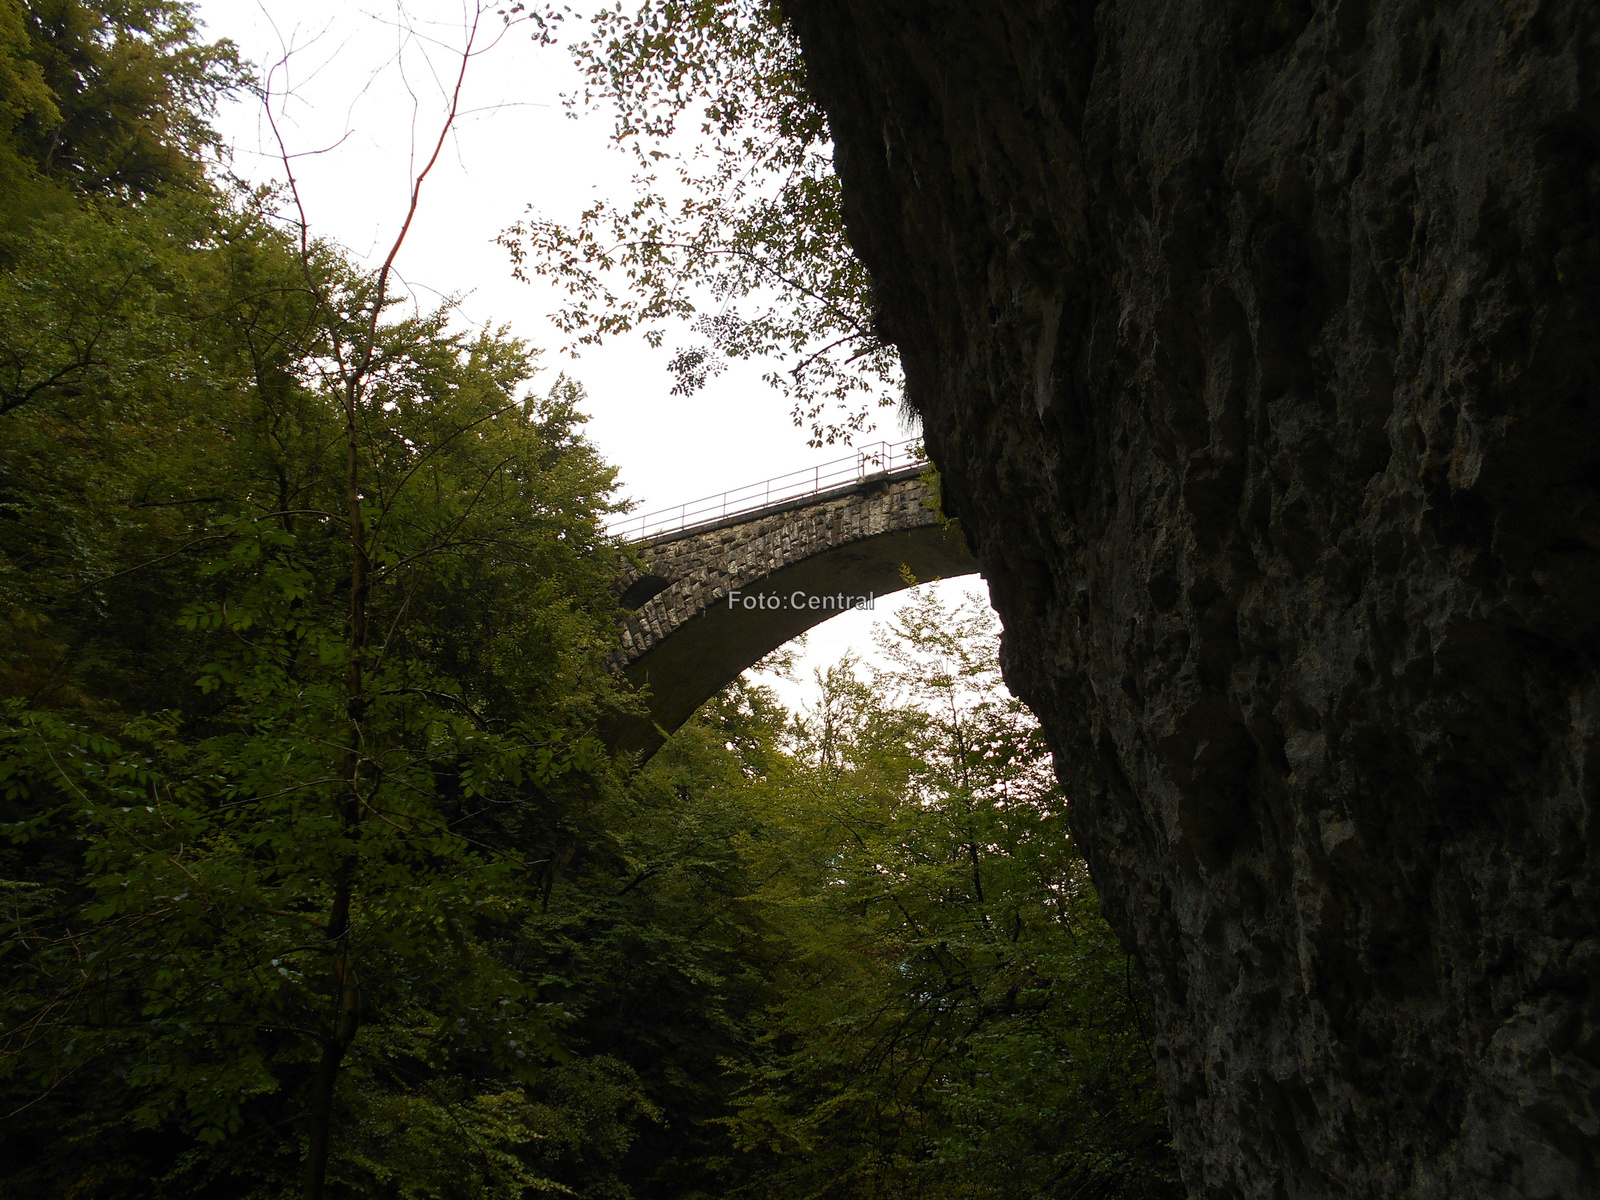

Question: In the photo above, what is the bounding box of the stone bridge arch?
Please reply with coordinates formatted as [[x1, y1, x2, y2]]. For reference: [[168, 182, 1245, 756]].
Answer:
[[611, 466, 978, 755]]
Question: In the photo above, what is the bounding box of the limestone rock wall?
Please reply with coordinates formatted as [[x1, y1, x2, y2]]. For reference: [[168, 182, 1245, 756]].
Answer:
[[783, 1, 1600, 1195]]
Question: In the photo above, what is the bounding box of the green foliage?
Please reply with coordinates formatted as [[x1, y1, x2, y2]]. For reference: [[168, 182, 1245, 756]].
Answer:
[[0, 19, 634, 1185], [709, 592, 1182, 1200], [11, 0, 240, 195], [0, 1, 56, 132], [0, 225, 633, 1194], [0, 8, 1176, 1196], [500, 0, 898, 445]]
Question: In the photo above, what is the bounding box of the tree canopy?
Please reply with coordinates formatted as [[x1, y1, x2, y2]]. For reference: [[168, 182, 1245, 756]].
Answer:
[[0, 4, 1177, 1196], [499, 0, 899, 445]]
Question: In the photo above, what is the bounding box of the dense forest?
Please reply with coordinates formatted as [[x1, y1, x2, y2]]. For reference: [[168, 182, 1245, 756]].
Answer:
[[0, 3, 1178, 1197]]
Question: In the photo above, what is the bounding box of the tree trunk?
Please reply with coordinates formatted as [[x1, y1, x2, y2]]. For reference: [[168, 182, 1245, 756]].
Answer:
[[302, 391, 371, 1200]]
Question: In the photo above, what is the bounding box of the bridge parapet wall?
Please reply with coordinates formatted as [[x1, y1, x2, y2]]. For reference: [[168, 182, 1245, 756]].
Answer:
[[609, 468, 978, 754], [617, 468, 942, 665]]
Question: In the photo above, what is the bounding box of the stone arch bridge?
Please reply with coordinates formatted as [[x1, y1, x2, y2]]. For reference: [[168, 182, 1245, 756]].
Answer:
[[610, 441, 978, 755]]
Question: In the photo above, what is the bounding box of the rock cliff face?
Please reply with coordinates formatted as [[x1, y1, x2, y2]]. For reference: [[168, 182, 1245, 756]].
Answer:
[[783, 1, 1600, 1195]]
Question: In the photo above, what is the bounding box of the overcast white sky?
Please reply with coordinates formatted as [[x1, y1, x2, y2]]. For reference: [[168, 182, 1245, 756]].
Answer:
[[195, 0, 983, 707]]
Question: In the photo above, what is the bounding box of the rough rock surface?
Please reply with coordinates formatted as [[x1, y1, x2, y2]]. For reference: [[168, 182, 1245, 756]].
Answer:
[[784, 1, 1600, 1195]]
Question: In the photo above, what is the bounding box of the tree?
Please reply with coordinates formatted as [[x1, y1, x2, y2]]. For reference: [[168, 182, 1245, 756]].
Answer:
[[715, 590, 1182, 1200], [499, 0, 899, 446], [1, 6, 639, 1196], [255, 7, 568, 1189], [2, 0, 239, 200], [0, 255, 631, 1199], [1, 9, 1175, 1196]]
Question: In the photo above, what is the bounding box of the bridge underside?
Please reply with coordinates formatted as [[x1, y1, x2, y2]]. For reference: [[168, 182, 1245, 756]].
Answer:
[[613, 520, 977, 757]]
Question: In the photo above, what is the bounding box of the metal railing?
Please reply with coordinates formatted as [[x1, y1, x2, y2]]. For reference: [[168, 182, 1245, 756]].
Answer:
[[611, 437, 927, 543]]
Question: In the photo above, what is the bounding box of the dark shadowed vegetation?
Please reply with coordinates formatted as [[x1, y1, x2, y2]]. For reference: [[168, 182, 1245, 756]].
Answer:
[[0, 3, 1177, 1196]]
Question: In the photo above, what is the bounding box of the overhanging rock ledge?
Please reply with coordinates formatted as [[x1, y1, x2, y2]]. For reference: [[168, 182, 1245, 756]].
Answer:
[[783, 2, 1600, 1196]]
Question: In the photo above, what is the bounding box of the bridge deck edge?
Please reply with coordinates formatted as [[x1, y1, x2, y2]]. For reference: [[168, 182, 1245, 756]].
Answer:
[[623, 463, 930, 548]]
